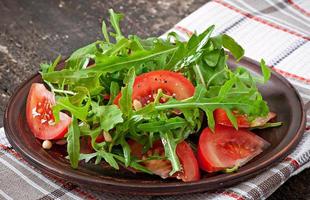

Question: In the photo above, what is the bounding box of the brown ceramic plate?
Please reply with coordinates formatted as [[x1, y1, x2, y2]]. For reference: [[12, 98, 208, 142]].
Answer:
[[4, 57, 307, 195]]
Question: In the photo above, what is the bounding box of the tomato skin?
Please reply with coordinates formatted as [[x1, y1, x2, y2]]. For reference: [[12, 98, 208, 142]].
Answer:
[[128, 140, 200, 182], [198, 125, 269, 173], [214, 108, 250, 128], [114, 70, 195, 106], [176, 141, 200, 182], [26, 83, 71, 140]]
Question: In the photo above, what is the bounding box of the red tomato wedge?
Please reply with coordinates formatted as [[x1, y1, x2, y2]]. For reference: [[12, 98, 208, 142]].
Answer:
[[176, 141, 200, 182], [214, 108, 276, 128], [114, 70, 195, 106], [214, 108, 250, 128], [128, 140, 200, 182], [26, 83, 71, 140], [197, 125, 269, 173]]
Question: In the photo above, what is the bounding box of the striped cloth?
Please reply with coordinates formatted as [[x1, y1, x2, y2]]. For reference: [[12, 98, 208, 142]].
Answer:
[[1, 0, 310, 199]]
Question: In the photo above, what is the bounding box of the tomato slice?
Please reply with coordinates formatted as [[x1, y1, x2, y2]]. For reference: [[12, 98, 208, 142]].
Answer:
[[197, 125, 269, 173], [26, 83, 71, 140], [214, 109, 250, 128], [176, 141, 200, 182], [129, 140, 200, 182], [114, 70, 195, 106], [214, 108, 276, 128]]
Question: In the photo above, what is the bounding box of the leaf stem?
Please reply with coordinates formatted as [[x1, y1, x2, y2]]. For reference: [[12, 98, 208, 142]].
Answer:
[[53, 89, 77, 95]]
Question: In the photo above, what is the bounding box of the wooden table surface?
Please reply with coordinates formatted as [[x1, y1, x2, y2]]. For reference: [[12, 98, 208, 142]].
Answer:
[[0, 0, 309, 199]]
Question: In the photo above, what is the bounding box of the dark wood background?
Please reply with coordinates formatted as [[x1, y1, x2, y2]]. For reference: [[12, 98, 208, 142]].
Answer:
[[0, 0, 309, 199]]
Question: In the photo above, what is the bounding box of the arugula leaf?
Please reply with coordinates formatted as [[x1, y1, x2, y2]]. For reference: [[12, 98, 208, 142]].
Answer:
[[79, 153, 97, 162], [160, 131, 181, 175], [94, 105, 124, 132], [204, 49, 220, 67], [40, 55, 61, 74], [120, 137, 131, 167], [260, 59, 271, 83], [43, 43, 177, 84], [66, 41, 100, 70], [108, 81, 120, 105], [113, 154, 153, 174], [109, 9, 124, 41], [93, 43, 177, 73], [97, 150, 119, 169], [69, 86, 89, 106], [67, 116, 80, 168], [119, 67, 135, 117], [175, 25, 215, 69], [155, 82, 269, 130], [101, 20, 110, 43], [53, 93, 91, 122], [72, 74, 104, 96], [222, 34, 244, 61], [137, 117, 188, 132]]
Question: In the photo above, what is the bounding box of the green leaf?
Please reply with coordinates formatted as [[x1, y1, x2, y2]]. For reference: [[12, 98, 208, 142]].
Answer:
[[119, 67, 135, 117], [180, 108, 202, 130], [67, 116, 80, 169], [223, 107, 238, 129], [40, 63, 51, 74], [72, 74, 104, 96], [109, 9, 124, 41], [53, 94, 90, 122], [195, 49, 228, 88], [40, 55, 61, 74], [120, 138, 131, 167], [176, 25, 215, 68], [260, 59, 271, 83], [66, 41, 100, 70], [222, 34, 244, 61], [95, 105, 124, 132], [160, 131, 181, 175], [43, 43, 177, 84], [93, 43, 177, 73], [51, 55, 62, 72], [108, 81, 120, 105], [137, 117, 188, 132], [97, 150, 119, 169], [104, 37, 131, 56], [79, 153, 97, 162], [204, 49, 220, 67], [69, 87, 89, 106], [113, 154, 152, 174], [101, 20, 110, 43]]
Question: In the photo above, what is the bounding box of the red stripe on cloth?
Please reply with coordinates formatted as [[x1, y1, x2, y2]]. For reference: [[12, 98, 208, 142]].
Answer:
[[271, 67, 310, 84], [222, 191, 245, 200], [0, 143, 97, 199], [213, 0, 310, 40], [285, 157, 300, 169], [0, 144, 22, 159], [0, 144, 8, 150], [175, 25, 194, 36], [287, 0, 310, 17]]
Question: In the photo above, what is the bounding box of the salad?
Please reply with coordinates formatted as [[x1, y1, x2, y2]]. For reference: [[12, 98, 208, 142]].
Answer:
[[26, 10, 282, 182]]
